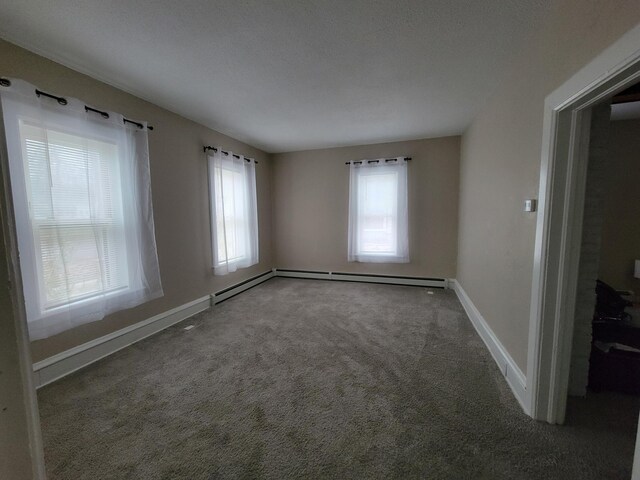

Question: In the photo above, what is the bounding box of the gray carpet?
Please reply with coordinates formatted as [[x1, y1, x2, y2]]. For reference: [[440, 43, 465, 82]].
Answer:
[[38, 278, 639, 479]]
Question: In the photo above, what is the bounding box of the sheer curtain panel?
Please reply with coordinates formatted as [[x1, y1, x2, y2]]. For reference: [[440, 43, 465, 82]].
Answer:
[[0, 79, 163, 340], [348, 158, 409, 263], [207, 149, 259, 275]]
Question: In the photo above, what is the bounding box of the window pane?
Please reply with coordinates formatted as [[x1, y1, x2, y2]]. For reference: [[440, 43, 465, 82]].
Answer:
[[23, 124, 119, 222], [208, 153, 258, 276], [38, 224, 127, 306], [358, 172, 398, 254], [21, 123, 128, 309], [214, 166, 248, 264]]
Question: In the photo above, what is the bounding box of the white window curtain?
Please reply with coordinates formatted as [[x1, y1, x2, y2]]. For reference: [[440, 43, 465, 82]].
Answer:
[[0, 79, 163, 340], [207, 149, 259, 275], [348, 158, 409, 263]]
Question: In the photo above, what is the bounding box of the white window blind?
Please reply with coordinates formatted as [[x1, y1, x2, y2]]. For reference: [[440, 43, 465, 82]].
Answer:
[[207, 149, 258, 275], [24, 124, 128, 308], [348, 158, 409, 263], [1, 79, 163, 340]]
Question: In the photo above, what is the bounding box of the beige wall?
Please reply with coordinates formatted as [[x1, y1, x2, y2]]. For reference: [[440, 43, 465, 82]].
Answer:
[[272, 137, 460, 278], [0, 39, 274, 362], [457, 0, 640, 372], [599, 119, 640, 293], [3, 0, 640, 388]]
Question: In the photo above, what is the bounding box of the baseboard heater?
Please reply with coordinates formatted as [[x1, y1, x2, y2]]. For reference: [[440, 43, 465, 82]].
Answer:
[[33, 270, 276, 388], [212, 270, 275, 304], [274, 269, 447, 288]]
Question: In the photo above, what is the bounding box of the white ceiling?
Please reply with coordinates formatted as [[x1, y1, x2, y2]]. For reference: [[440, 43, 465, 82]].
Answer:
[[0, 1, 549, 153]]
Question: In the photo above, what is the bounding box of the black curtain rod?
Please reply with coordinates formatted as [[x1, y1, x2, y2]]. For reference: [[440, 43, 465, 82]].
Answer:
[[85, 105, 109, 119], [203, 145, 258, 164], [35, 87, 155, 130], [0, 79, 154, 130], [345, 157, 411, 165], [36, 88, 68, 105], [83, 106, 148, 131]]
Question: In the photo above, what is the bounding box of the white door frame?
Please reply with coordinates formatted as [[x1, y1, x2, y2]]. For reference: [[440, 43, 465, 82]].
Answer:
[[0, 94, 46, 478], [527, 23, 640, 427]]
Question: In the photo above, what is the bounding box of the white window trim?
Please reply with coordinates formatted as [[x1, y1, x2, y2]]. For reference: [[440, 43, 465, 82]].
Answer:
[[348, 158, 409, 264], [207, 149, 259, 276], [11, 122, 139, 321]]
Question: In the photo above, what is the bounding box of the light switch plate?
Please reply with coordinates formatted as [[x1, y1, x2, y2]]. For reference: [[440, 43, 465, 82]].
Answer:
[[524, 199, 537, 212]]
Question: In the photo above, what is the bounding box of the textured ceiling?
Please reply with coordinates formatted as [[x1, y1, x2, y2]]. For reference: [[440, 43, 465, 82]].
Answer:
[[0, 0, 548, 153]]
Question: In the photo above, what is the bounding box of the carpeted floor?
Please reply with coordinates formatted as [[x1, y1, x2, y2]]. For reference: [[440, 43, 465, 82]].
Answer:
[[38, 278, 639, 479]]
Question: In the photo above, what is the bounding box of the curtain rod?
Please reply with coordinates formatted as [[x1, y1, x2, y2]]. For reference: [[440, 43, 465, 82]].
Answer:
[[0, 78, 154, 130], [345, 157, 412, 165], [203, 145, 258, 164]]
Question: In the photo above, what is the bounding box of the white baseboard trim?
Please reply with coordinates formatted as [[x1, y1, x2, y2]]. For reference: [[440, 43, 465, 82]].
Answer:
[[213, 270, 275, 304], [33, 295, 212, 389], [30, 269, 458, 389], [274, 269, 447, 288], [451, 279, 529, 414], [33, 270, 277, 388]]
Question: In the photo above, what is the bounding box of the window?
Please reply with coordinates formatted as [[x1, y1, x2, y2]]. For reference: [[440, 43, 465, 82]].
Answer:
[[207, 149, 258, 275], [348, 158, 409, 263], [1, 79, 163, 340], [22, 124, 128, 308]]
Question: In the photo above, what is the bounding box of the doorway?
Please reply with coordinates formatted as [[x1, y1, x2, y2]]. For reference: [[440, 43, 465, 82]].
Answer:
[[561, 91, 640, 474], [527, 23, 640, 480]]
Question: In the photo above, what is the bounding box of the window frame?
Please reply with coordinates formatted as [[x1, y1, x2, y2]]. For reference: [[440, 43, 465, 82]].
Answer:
[[348, 159, 409, 263], [4, 106, 140, 324], [207, 150, 259, 276], [21, 122, 131, 314], [212, 162, 249, 268]]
